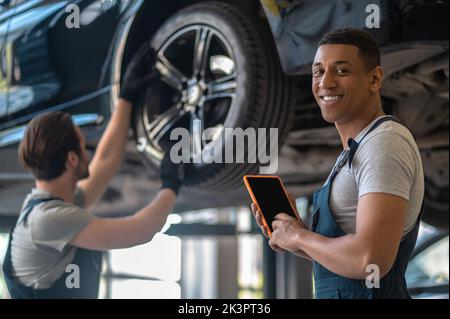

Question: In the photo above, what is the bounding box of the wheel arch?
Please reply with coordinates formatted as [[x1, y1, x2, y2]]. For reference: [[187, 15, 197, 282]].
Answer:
[[118, 0, 266, 86]]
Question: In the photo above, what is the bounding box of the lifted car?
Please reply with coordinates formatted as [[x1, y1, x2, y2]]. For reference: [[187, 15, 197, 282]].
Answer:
[[0, 0, 448, 229]]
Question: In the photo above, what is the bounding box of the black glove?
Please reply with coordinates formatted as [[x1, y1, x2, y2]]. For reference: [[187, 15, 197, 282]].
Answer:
[[119, 42, 157, 105], [160, 150, 185, 195]]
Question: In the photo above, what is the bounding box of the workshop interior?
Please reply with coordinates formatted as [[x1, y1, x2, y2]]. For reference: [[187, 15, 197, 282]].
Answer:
[[0, 0, 448, 300]]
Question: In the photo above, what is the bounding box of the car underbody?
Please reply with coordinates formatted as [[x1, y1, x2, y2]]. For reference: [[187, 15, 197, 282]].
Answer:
[[0, 0, 448, 231]]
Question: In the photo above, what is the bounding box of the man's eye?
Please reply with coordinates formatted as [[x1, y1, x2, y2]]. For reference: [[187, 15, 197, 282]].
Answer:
[[336, 69, 349, 75], [313, 69, 323, 77]]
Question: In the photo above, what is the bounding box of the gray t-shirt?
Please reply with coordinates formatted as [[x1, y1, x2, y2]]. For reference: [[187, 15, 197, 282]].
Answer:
[[328, 116, 424, 237], [11, 188, 94, 289]]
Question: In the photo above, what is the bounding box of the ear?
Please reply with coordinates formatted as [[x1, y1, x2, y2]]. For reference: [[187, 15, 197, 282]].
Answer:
[[369, 66, 384, 93], [66, 150, 79, 169]]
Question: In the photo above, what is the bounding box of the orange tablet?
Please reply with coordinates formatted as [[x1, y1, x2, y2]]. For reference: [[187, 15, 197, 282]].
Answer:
[[243, 175, 300, 237]]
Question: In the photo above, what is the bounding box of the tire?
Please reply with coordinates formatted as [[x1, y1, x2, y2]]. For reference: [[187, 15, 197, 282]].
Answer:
[[133, 2, 298, 190]]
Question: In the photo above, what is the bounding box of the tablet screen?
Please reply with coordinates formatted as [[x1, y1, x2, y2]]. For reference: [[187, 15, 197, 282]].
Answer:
[[246, 177, 297, 232]]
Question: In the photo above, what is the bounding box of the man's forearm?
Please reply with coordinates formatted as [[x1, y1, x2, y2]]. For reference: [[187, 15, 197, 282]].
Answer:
[[94, 98, 132, 168], [292, 249, 313, 261], [295, 229, 370, 279], [78, 99, 133, 207], [107, 189, 176, 248], [133, 189, 177, 243], [70, 189, 177, 250]]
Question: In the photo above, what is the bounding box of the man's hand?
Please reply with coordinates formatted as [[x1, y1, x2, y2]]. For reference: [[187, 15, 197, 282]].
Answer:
[[250, 201, 285, 252], [270, 213, 308, 252], [119, 42, 157, 105], [251, 203, 284, 252], [160, 150, 185, 195], [270, 193, 308, 252], [251, 194, 310, 258]]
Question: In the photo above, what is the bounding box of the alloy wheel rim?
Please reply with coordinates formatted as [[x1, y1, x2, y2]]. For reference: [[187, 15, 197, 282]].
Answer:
[[139, 25, 238, 165]]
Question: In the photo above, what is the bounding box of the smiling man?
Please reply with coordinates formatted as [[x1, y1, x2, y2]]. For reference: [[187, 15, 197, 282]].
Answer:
[[251, 28, 425, 299]]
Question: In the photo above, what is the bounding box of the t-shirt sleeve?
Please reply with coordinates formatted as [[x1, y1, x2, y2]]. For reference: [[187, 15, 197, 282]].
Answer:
[[353, 131, 417, 201], [74, 187, 86, 208], [31, 202, 94, 252]]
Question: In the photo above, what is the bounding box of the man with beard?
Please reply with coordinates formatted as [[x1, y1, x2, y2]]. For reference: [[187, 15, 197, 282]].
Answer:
[[2, 44, 183, 299]]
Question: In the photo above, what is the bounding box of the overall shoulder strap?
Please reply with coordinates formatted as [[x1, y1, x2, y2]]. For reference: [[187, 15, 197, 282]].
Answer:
[[17, 197, 62, 226], [347, 116, 402, 169]]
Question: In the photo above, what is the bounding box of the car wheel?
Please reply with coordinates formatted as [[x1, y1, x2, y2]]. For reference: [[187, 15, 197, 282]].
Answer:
[[133, 2, 299, 190]]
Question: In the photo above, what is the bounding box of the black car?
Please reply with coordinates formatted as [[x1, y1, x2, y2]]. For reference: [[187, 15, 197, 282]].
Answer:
[[0, 0, 448, 229]]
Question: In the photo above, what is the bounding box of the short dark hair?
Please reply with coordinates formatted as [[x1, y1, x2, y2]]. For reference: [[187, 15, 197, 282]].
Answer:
[[18, 112, 81, 181], [318, 28, 381, 71]]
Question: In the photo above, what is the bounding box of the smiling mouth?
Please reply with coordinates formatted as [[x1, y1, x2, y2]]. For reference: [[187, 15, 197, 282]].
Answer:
[[320, 95, 344, 102]]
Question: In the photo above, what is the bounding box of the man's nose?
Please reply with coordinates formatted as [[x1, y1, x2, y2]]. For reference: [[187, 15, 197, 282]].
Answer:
[[320, 70, 337, 89]]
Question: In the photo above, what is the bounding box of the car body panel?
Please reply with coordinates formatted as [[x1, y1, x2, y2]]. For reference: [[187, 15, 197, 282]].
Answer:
[[260, 0, 449, 75], [0, 0, 135, 130]]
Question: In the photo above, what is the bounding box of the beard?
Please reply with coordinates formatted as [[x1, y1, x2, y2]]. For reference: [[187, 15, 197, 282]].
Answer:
[[75, 160, 90, 181]]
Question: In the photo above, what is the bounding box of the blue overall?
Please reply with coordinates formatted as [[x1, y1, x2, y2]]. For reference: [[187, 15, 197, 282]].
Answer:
[[2, 197, 103, 299], [311, 116, 423, 299]]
